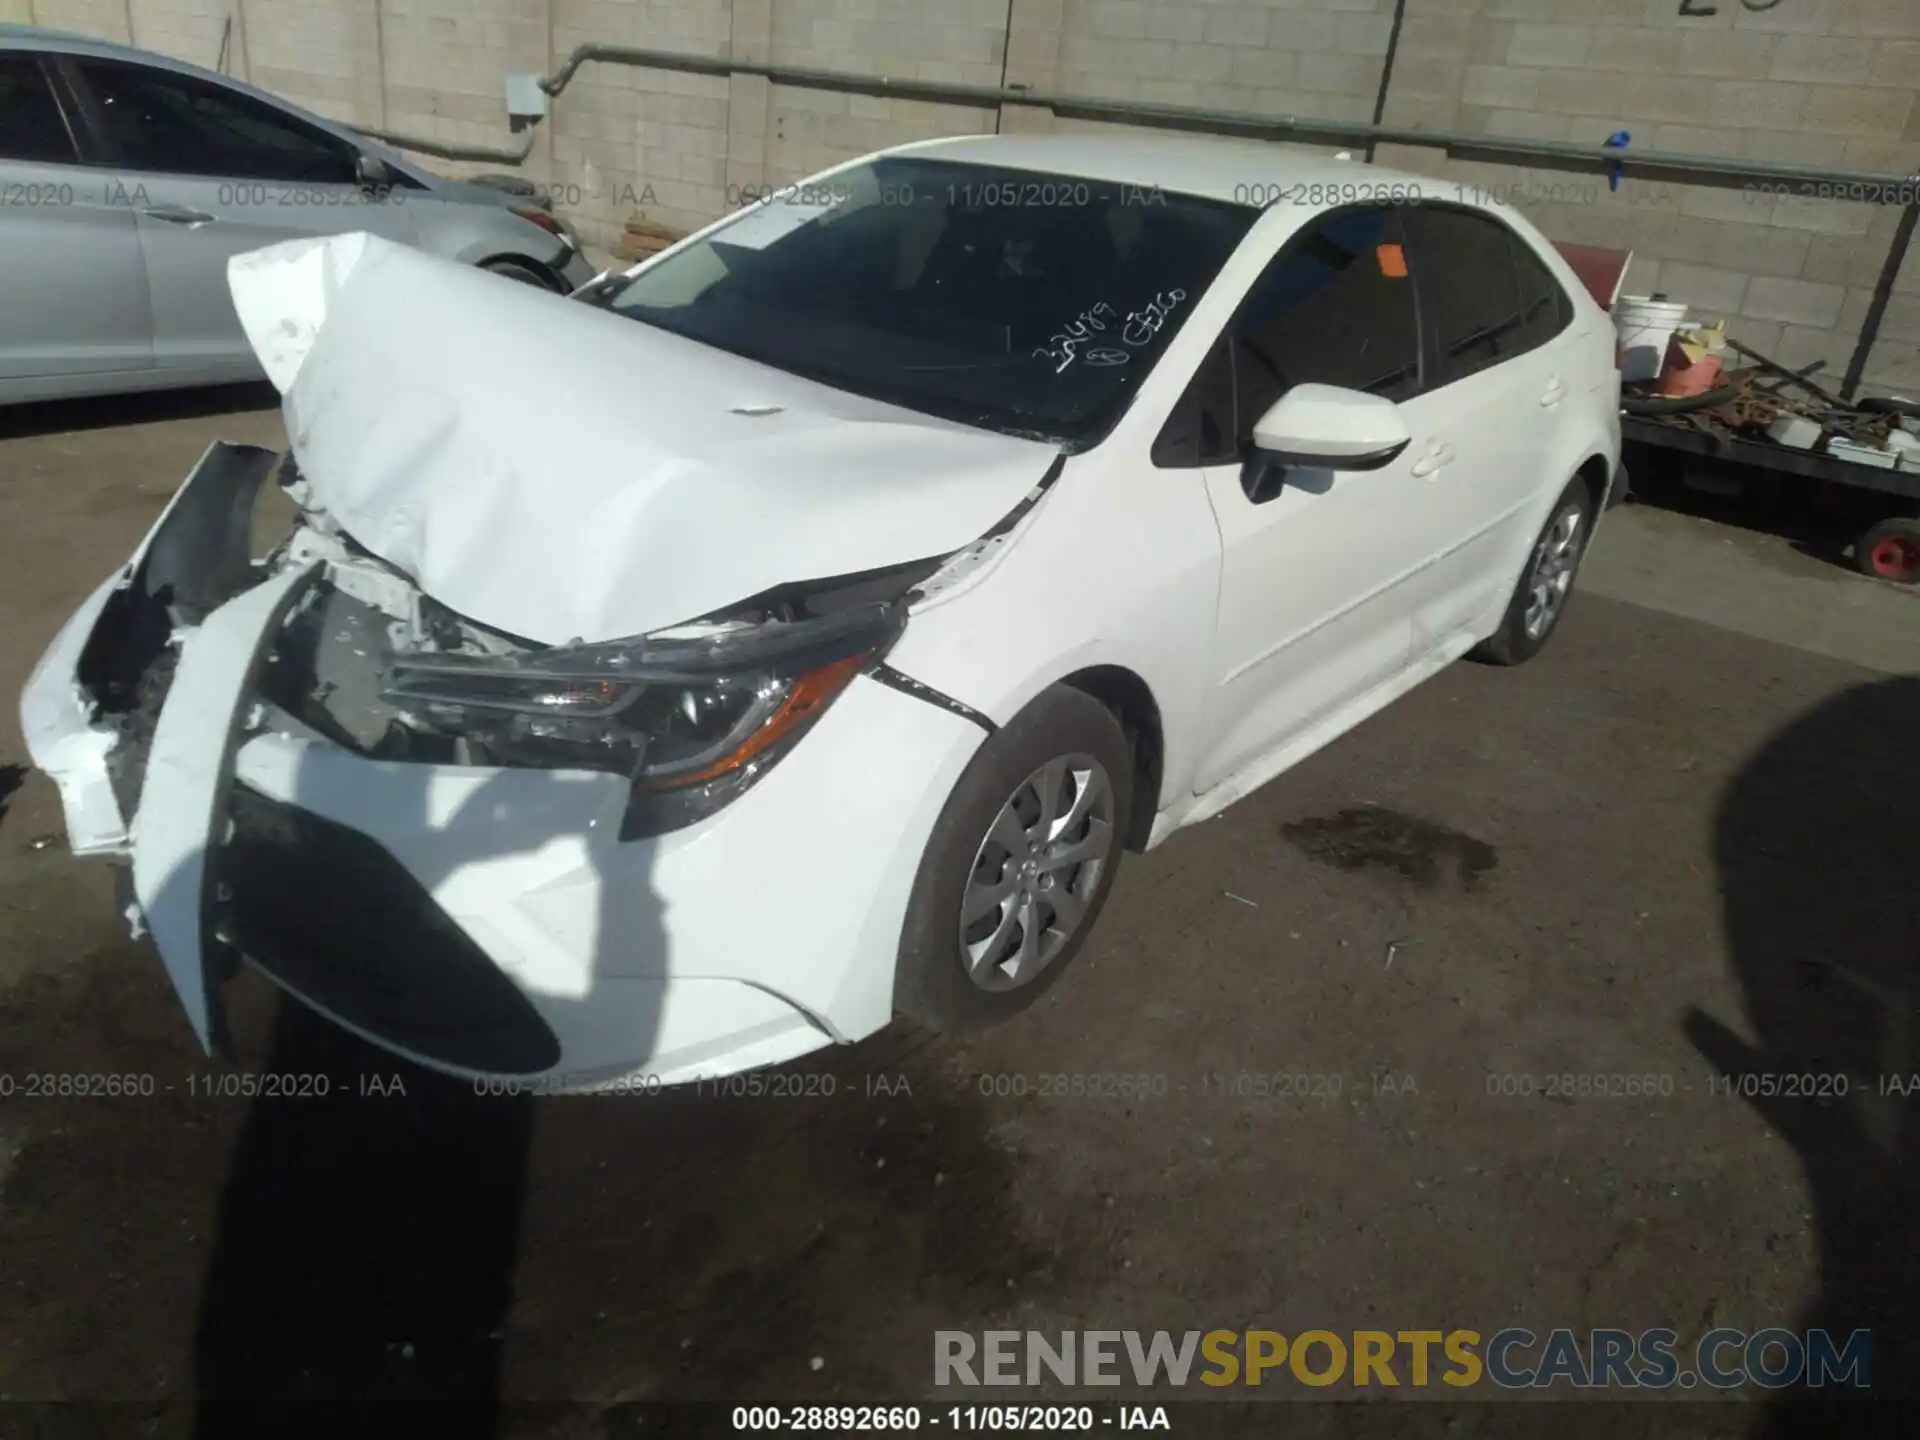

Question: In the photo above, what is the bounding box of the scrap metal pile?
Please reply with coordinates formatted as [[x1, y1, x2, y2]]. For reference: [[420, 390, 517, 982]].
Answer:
[[1621, 328, 1920, 473]]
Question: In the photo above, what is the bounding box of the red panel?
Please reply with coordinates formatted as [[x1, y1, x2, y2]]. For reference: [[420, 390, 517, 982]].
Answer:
[[1552, 242, 1634, 312]]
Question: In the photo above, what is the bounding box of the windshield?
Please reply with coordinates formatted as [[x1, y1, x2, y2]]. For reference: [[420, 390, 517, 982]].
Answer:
[[598, 157, 1258, 447]]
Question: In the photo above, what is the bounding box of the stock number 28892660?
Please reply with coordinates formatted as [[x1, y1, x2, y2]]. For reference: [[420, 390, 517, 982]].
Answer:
[[976, 1072, 1169, 1099]]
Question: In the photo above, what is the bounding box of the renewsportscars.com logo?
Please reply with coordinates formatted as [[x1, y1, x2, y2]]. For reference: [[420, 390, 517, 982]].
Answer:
[[933, 1328, 1872, 1390]]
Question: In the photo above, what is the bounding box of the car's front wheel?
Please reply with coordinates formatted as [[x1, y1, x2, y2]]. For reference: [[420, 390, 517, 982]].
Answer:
[[895, 685, 1132, 1030], [1473, 477, 1593, 666]]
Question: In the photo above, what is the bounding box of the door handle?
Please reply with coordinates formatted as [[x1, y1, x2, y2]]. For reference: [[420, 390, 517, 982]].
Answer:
[[144, 204, 216, 227], [1410, 443, 1454, 479], [1540, 376, 1568, 407]]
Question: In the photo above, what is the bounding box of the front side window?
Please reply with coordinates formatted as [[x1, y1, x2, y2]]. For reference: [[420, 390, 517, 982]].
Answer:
[[1403, 206, 1528, 386], [1230, 205, 1422, 433], [599, 158, 1258, 448], [0, 53, 79, 165], [71, 58, 357, 183], [1153, 206, 1422, 469]]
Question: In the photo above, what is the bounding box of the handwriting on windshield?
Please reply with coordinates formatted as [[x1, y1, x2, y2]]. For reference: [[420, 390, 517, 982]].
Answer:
[[1031, 302, 1118, 373], [1122, 288, 1186, 347], [1032, 289, 1186, 373]]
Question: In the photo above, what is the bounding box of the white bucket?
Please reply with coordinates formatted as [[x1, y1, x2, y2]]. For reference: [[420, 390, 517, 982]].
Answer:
[[1615, 296, 1690, 382]]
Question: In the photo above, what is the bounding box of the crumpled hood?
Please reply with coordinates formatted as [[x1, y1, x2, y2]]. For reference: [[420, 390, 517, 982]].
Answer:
[[227, 233, 1059, 645]]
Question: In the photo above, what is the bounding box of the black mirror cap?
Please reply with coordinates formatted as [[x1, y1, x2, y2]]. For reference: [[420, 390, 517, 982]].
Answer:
[[1253, 436, 1411, 473]]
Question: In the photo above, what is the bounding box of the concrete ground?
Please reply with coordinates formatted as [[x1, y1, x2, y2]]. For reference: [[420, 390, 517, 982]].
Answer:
[[0, 388, 1916, 1436]]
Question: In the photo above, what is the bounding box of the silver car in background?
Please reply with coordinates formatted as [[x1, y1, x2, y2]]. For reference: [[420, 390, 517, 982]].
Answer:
[[0, 24, 598, 405]]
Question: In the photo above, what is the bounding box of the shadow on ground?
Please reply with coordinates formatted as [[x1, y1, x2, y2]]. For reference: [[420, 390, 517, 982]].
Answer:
[[0, 763, 25, 835], [1623, 441, 1897, 581], [1689, 678, 1919, 1428]]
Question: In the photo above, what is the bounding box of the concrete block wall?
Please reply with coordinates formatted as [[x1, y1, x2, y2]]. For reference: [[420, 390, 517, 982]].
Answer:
[[1371, 0, 1920, 399], [1049, 0, 1397, 121], [11, 0, 1920, 392]]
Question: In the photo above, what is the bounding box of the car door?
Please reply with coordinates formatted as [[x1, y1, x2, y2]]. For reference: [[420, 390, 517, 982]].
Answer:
[[55, 54, 419, 375], [1162, 205, 1440, 798], [0, 50, 152, 392], [1395, 204, 1559, 659]]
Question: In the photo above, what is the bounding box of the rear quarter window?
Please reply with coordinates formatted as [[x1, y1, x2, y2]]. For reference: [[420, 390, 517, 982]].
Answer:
[[1512, 233, 1576, 352]]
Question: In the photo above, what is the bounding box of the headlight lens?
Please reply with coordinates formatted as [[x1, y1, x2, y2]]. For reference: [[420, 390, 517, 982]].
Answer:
[[379, 601, 903, 837]]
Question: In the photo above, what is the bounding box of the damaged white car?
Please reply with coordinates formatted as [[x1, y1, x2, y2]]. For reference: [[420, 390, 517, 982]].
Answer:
[[20, 134, 1621, 1088]]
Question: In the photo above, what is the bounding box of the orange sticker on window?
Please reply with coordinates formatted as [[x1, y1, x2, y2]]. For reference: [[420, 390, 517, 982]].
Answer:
[[1376, 243, 1408, 278]]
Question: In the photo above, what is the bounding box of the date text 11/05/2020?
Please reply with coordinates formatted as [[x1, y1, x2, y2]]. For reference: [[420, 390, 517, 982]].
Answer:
[[730, 1405, 1170, 1432], [13, 1069, 1916, 1103], [1484, 1071, 1920, 1100], [0, 1071, 408, 1099]]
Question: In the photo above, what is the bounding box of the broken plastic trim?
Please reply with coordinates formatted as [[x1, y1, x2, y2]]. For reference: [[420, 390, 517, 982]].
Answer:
[[78, 442, 280, 715], [868, 665, 996, 734]]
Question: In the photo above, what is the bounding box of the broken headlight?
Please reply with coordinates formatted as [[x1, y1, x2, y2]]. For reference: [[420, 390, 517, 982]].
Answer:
[[379, 601, 906, 839]]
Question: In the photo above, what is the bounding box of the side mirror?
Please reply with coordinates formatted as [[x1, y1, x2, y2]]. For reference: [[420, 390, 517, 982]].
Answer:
[[1250, 384, 1411, 472], [355, 153, 394, 189]]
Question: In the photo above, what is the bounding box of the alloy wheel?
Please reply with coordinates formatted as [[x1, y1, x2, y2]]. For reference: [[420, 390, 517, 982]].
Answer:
[[1523, 505, 1584, 641], [957, 754, 1116, 992]]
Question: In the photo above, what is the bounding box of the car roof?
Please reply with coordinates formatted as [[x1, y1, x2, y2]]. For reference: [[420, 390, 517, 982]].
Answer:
[[885, 131, 1421, 206]]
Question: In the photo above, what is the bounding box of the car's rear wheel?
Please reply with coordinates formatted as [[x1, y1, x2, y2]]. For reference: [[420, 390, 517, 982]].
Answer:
[[1473, 478, 1593, 666], [895, 685, 1132, 1031]]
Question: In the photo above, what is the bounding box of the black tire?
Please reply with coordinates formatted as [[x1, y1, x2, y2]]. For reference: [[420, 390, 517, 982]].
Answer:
[[1621, 384, 1737, 417], [1472, 478, 1594, 666], [1854, 516, 1920, 584], [894, 685, 1133, 1032], [482, 258, 558, 290]]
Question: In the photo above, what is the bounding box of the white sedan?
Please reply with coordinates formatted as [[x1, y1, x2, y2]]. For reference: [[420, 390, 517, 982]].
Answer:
[[20, 133, 1621, 1087]]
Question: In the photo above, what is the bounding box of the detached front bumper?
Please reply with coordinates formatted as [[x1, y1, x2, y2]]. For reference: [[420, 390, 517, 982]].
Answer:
[[20, 443, 987, 1086]]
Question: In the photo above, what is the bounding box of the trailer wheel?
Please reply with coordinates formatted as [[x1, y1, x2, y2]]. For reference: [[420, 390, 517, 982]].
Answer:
[[1856, 517, 1920, 584]]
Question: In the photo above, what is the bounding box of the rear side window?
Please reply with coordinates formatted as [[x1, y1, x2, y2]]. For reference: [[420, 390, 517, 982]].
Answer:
[[69, 57, 357, 183], [1232, 206, 1422, 427], [1403, 206, 1527, 387], [0, 53, 79, 165], [1513, 234, 1575, 352]]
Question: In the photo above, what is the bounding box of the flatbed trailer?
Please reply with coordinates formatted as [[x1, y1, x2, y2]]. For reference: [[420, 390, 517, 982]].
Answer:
[[1620, 412, 1920, 583]]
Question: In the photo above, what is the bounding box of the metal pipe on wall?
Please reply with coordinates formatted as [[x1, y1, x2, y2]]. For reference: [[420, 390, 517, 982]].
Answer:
[[1364, 0, 1407, 166], [359, 41, 1920, 201]]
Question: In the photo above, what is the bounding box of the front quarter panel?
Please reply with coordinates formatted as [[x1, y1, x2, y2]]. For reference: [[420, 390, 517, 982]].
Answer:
[[884, 451, 1222, 824]]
